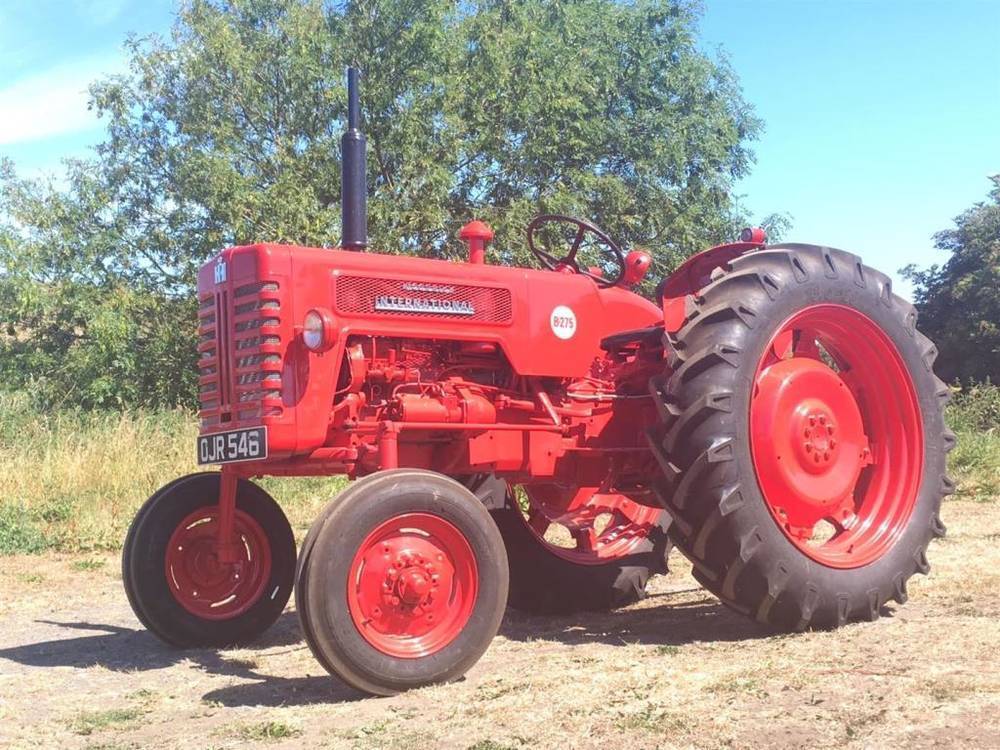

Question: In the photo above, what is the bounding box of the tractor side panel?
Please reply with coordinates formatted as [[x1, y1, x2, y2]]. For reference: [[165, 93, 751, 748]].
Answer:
[[514, 274, 662, 377]]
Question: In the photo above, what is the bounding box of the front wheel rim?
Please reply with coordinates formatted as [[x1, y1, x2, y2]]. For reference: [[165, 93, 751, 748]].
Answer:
[[347, 512, 478, 658], [165, 507, 272, 620], [750, 304, 924, 568]]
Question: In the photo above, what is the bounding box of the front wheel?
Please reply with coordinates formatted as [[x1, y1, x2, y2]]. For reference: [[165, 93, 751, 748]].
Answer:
[[648, 244, 954, 630], [122, 473, 296, 647], [297, 470, 509, 696]]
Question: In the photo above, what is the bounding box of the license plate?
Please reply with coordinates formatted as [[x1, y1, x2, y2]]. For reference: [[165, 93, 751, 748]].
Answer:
[[197, 426, 268, 465]]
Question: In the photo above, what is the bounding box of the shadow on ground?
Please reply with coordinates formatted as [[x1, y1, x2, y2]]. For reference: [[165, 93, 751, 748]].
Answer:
[[499, 587, 773, 647], [0, 587, 771, 707]]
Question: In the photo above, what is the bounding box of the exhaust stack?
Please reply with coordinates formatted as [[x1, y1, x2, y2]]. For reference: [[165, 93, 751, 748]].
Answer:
[[341, 67, 367, 251]]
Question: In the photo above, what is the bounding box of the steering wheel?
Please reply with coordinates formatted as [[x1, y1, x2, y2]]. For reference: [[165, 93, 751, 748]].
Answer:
[[526, 214, 626, 288]]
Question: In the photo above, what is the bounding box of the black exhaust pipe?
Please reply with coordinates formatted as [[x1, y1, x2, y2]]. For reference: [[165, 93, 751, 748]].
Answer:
[[341, 67, 367, 251]]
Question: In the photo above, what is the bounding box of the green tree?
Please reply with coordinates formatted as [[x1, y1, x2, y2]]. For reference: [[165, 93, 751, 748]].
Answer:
[[1, 0, 768, 408], [902, 175, 1000, 384]]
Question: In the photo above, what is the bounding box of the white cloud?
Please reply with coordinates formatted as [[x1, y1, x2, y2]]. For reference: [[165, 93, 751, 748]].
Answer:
[[0, 57, 122, 146]]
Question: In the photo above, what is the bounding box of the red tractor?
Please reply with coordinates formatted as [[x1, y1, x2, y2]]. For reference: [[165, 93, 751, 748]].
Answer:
[[123, 69, 953, 696]]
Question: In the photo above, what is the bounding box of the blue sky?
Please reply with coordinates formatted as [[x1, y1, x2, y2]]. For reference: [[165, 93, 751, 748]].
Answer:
[[1, 1, 998, 299]]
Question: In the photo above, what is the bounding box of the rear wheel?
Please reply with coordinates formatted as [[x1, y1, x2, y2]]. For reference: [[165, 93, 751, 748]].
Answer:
[[298, 470, 508, 695], [648, 244, 954, 630], [472, 476, 670, 613], [122, 473, 296, 647]]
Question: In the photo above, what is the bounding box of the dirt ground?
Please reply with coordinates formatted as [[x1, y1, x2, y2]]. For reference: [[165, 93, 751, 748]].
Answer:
[[1, 499, 998, 750]]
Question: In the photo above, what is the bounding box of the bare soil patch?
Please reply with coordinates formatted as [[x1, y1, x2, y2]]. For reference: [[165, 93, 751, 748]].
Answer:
[[1, 500, 998, 750]]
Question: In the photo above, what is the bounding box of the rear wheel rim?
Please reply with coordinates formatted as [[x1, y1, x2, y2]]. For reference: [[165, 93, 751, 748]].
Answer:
[[750, 304, 923, 568], [347, 512, 478, 658], [518, 485, 662, 565], [165, 507, 272, 620]]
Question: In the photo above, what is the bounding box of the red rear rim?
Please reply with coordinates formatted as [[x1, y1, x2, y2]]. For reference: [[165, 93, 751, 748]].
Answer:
[[347, 513, 478, 658], [165, 507, 272, 620], [750, 304, 923, 568], [519, 485, 662, 565]]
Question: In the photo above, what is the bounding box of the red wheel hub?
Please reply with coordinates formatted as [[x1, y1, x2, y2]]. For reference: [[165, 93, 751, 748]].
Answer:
[[520, 485, 662, 565], [165, 508, 272, 620], [347, 513, 478, 658], [750, 305, 923, 568], [753, 358, 868, 531]]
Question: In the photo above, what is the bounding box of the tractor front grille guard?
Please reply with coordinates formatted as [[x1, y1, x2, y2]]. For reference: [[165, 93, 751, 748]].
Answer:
[[198, 280, 284, 428]]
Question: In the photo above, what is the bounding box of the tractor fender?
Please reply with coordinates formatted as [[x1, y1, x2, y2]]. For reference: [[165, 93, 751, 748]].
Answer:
[[659, 232, 766, 332]]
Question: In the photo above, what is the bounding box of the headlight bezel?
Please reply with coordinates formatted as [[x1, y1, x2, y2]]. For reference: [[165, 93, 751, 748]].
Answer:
[[303, 307, 337, 352]]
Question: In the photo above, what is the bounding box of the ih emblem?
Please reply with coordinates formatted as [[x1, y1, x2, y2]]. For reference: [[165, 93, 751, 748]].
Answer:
[[214, 259, 227, 284]]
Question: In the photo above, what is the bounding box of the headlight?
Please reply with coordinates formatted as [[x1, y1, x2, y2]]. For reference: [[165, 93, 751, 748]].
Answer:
[[303, 308, 336, 352]]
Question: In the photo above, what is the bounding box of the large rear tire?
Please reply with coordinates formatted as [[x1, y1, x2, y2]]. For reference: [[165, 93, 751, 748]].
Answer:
[[647, 244, 954, 631]]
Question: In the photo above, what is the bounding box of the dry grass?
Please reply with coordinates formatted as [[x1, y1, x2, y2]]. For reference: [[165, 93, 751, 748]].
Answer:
[[0, 392, 344, 552], [949, 431, 1000, 502], [1, 386, 996, 553]]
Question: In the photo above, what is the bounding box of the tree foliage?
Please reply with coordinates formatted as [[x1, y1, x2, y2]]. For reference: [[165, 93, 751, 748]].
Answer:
[[902, 176, 1000, 384], [1, 0, 767, 408]]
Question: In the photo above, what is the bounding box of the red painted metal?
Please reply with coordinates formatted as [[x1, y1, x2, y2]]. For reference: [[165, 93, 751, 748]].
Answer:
[[197, 240, 664, 486], [750, 304, 923, 568], [660, 229, 767, 332], [215, 471, 240, 564], [165, 506, 272, 620], [346, 512, 478, 658], [740, 227, 767, 244], [519, 484, 664, 565], [191, 226, 788, 583], [622, 249, 652, 287], [459, 220, 494, 265]]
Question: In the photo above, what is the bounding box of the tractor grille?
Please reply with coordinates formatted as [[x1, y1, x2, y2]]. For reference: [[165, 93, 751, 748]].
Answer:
[[335, 275, 512, 324], [198, 281, 284, 428]]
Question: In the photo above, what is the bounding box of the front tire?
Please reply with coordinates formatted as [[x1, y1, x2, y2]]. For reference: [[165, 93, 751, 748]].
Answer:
[[298, 470, 508, 696], [122, 473, 296, 647], [648, 244, 954, 630]]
